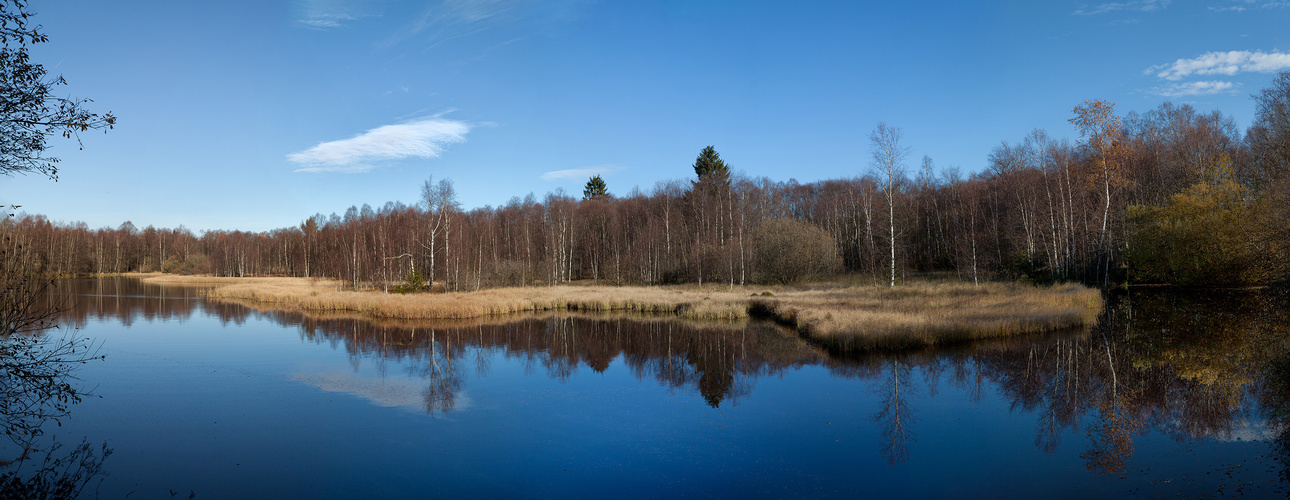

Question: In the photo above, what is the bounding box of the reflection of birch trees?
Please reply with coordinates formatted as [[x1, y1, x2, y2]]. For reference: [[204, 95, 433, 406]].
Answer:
[[873, 358, 916, 464], [1079, 319, 1142, 475], [1032, 339, 1083, 456], [36, 277, 1290, 473], [0, 233, 111, 495], [543, 317, 578, 382], [406, 328, 464, 414], [279, 314, 820, 414]]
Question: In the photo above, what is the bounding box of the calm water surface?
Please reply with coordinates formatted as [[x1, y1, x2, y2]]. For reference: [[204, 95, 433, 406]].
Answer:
[[14, 278, 1290, 498]]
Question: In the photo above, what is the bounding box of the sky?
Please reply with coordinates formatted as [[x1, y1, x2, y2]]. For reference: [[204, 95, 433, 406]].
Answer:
[[2, 0, 1288, 233]]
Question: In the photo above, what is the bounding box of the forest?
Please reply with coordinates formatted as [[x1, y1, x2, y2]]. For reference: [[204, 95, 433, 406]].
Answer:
[[4, 72, 1290, 291]]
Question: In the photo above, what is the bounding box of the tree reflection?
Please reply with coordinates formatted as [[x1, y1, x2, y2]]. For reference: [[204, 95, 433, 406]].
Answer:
[[1259, 353, 1290, 485], [816, 287, 1290, 468], [44, 277, 1290, 471], [0, 440, 111, 499], [222, 310, 823, 415], [873, 357, 916, 464], [411, 328, 464, 415], [276, 313, 821, 412], [1, 267, 110, 496]]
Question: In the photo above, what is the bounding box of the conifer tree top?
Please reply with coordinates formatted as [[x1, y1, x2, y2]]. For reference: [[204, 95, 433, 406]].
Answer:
[[692, 146, 729, 179], [583, 175, 609, 200]]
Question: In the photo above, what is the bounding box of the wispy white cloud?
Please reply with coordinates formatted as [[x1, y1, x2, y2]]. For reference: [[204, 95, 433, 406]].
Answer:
[[298, 13, 353, 28], [294, 0, 378, 29], [1213, 0, 1290, 10], [378, 0, 590, 56], [289, 117, 470, 173], [540, 165, 625, 181], [1149, 80, 1237, 97], [380, 0, 518, 50], [1147, 50, 1290, 80], [1073, 0, 1170, 15]]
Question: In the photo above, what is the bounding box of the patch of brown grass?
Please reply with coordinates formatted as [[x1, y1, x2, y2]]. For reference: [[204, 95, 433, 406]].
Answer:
[[125, 272, 291, 287], [143, 275, 751, 321], [750, 282, 1103, 351], [137, 275, 1103, 352], [212, 298, 752, 332]]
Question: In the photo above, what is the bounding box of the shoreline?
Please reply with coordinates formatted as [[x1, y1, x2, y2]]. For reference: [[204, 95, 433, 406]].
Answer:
[[131, 273, 1104, 352]]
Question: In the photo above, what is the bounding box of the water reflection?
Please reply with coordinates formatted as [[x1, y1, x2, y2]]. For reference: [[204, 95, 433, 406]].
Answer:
[[0, 440, 112, 498], [872, 358, 916, 464], [276, 314, 820, 412], [2, 278, 111, 498], [48, 278, 1290, 484], [46, 277, 204, 329], [823, 289, 1290, 474]]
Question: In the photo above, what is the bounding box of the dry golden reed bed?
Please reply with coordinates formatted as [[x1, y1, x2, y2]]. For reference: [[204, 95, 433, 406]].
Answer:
[[747, 282, 1103, 351], [134, 273, 1103, 352]]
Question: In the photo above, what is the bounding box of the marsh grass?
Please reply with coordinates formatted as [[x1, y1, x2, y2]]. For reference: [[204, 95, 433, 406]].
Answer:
[[217, 297, 752, 332], [750, 282, 1103, 351], [137, 274, 1103, 353], [169, 277, 752, 321]]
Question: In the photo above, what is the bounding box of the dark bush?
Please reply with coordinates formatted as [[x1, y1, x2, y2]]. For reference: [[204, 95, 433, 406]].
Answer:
[[752, 219, 841, 284]]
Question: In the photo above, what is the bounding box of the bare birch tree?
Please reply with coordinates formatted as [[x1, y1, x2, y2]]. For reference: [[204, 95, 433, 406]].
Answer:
[[420, 177, 458, 290], [870, 123, 910, 287]]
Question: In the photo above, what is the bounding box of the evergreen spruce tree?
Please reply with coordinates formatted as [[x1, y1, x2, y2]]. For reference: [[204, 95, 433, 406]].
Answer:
[[583, 175, 609, 200], [692, 145, 729, 179]]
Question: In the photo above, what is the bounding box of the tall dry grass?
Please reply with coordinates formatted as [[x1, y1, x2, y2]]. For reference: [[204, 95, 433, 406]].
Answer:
[[137, 274, 1103, 352], [217, 297, 753, 332], [750, 282, 1103, 351], [184, 277, 751, 321]]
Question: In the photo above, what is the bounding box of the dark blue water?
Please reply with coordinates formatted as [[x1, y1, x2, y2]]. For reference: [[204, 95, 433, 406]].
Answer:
[[6, 278, 1287, 498]]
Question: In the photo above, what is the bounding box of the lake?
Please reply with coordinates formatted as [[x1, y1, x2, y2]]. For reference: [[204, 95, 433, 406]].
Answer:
[[6, 277, 1289, 498]]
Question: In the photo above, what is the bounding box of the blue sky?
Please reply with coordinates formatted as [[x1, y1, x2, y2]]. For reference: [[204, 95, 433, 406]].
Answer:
[[2, 0, 1288, 232]]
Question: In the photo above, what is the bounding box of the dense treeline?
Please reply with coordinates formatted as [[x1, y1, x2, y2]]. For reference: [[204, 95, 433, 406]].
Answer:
[[5, 72, 1289, 288]]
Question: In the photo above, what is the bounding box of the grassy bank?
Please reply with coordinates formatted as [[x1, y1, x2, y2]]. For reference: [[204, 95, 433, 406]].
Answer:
[[206, 298, 755, 333], [748, 282, 1103, 351], [134, 274, 1103, 352]]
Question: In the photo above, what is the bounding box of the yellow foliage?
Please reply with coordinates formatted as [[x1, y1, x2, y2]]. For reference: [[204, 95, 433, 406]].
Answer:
[[1127, 178, 1288, 285]]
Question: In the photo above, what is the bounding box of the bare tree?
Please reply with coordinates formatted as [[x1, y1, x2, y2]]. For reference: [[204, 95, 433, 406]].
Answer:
[[870, 123, 910, 287], [420, 177, 458, 290]]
